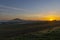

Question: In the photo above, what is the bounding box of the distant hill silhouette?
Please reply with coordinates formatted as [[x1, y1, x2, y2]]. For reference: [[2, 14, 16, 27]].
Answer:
[[13, 18, 23, 21]]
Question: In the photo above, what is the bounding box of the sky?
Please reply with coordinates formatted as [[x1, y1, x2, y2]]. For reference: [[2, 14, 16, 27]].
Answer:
[[0, 0, 60, 20]]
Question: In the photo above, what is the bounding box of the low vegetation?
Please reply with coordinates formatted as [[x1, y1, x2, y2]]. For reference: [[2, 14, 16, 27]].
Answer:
[[0, 21, 60, 40]]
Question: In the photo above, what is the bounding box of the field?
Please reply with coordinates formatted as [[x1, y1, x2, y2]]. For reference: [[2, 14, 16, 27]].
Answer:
[[0, 21, 60, 40]]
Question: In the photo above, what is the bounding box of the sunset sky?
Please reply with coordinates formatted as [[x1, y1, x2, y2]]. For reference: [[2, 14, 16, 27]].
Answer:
[[0, 0, 60, 20]]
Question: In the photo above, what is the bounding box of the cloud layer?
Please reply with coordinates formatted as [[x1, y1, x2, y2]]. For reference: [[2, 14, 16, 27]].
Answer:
[[0, 5, 26, 11]]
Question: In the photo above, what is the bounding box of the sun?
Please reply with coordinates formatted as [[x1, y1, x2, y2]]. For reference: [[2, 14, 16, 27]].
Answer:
[[43, 15, 57, 21], [45, 15, 56, 21], [49, 19, 54, 21]]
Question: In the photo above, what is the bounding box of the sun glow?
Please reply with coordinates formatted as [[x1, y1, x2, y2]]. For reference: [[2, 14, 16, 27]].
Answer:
[[44, 15, 57, 21], [49, 19, 54, 21]]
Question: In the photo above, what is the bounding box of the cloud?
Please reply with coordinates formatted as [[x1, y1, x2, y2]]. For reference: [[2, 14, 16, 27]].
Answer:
[[0, 5, 26, 11]]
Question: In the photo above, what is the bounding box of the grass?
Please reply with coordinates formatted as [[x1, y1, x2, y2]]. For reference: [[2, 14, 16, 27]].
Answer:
[[0, 21, 60, 40], [2, 28, 60, 40], [7, 28, 60, 40]]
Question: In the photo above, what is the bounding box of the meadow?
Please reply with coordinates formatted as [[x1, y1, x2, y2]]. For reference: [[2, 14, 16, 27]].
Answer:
[[0, 21, 60, 40]]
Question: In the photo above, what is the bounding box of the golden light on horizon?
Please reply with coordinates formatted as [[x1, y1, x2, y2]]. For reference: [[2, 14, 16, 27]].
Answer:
[[49, 19, 54, 21], [44, 15, 57, 21]]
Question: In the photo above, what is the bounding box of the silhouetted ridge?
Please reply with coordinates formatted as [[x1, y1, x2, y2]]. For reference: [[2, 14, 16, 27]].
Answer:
[[13, 18, 23, 21]]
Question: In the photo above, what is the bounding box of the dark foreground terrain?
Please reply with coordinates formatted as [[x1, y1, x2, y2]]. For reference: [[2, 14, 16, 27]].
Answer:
[[0, 21, 60, 40]]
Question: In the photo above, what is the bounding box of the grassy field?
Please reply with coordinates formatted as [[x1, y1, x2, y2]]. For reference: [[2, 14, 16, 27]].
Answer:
[[0, 21, 60, 40], [4, 27, 60, 40], [1, 27, 60, 40]]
